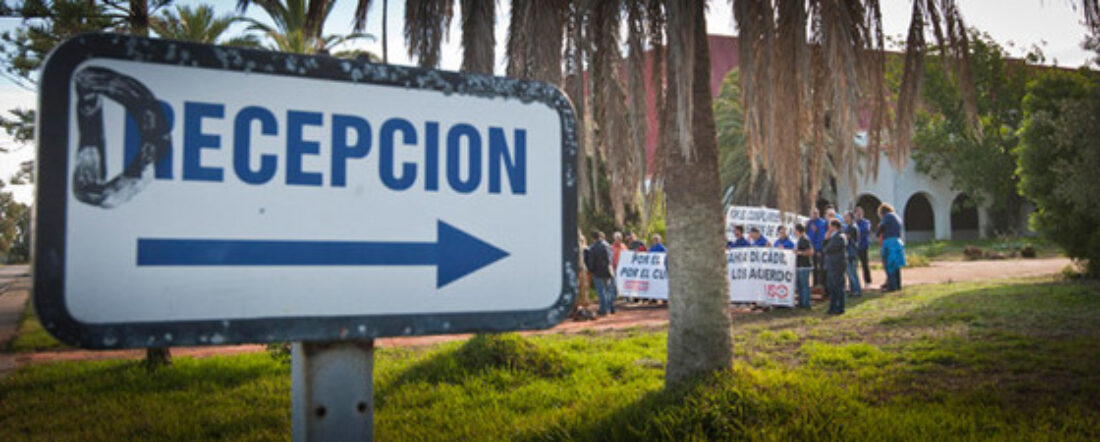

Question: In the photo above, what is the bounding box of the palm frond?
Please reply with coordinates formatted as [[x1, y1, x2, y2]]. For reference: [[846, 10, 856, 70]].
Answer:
[[459, 0, 494, 74], [505, 0, 529, 78], [404, 0, 454, 68]]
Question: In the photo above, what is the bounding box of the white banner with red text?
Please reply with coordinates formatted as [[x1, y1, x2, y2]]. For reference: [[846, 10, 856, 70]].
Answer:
[[613, 249, 796, 307]]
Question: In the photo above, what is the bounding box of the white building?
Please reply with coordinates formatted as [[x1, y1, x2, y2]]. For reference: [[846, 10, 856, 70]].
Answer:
[[831, 148, 1029, 243]]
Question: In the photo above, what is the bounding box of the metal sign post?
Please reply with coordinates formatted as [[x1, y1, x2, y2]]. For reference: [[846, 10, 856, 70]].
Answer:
[[291, 340, 375, 441], [34, 34, 578, 440]]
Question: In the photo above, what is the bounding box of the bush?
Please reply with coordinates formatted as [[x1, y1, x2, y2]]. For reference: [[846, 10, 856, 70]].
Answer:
[[1020, 245, 1037, 258], [1017, 70, 1100, 277]]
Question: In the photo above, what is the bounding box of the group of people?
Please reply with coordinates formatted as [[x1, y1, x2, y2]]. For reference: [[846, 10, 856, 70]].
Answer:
[[582, 231, 666, 316], [727, 203, 907, 315], [580, 202, 906, 317]]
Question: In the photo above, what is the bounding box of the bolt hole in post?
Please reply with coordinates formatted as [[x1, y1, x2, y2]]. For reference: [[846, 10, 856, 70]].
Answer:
[[315, 406, 327, 418]]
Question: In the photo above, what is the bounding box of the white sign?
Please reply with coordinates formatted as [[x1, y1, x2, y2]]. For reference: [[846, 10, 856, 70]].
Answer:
[[727, 248, 796, 307], [34, 35, 577, 348], [726, 205, 808, 242], [614, 251, 668, 300]]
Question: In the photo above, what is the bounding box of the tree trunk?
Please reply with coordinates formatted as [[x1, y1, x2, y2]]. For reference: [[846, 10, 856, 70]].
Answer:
[[664, 1, 732, 388], [129, 0, 149, 37]]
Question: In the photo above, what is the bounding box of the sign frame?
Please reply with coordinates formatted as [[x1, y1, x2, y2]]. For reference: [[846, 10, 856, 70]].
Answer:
[[33, 33, 579, 349]]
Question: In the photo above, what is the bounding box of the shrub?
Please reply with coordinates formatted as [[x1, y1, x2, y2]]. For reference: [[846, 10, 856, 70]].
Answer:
[[963, 246, 984, 260], [1017, 70, 1100, 277], [1020, 245, 1037, 258]]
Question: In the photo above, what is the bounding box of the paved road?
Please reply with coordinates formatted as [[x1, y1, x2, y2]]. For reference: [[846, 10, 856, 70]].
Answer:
[[0, 264, 30, 378]]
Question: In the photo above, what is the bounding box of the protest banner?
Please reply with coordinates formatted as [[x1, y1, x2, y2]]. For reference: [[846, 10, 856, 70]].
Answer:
[[726, 205, 809, 243], [726, 206, 783, 240], [727, 248, 797, 307], [614, 251, 669, 300]]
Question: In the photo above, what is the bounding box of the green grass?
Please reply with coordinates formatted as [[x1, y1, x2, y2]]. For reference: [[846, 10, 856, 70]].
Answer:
[[869, 237, 1063, 269], [5, 299, 66, 353], [2, 277, 1098, 440]]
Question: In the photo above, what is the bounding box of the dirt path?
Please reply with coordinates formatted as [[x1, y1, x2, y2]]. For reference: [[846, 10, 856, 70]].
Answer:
[[5, 258, 1072, 367]]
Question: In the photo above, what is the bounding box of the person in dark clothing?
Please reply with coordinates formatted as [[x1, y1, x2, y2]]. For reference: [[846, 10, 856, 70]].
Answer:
[[824, 219, 848, 314], [843, 212, 862, 297], [583, 231, 616, 315], [626, 232, 647, 252], [855, 207, 873, 284], [794, 224, 814, 308]]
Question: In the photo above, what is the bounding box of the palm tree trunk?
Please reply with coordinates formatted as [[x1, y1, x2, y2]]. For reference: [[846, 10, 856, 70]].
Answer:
[[626, 0, 648, 197], [565, 1, 591, 211], [129, 0, 149, 36], [664, 0, 732, 388]]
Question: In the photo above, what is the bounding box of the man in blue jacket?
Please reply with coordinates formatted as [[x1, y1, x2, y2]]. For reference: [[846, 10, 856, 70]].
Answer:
[[728, 225, 751, 248], [749, 227, 771, 247], [807, 208, 828, 287], [773, 226, 795, 249]]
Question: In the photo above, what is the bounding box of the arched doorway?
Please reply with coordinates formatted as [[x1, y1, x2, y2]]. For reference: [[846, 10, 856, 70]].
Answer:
[[855, 194, 882, 229], [951, 193, 980, 240], [904, 193, 935, 242]]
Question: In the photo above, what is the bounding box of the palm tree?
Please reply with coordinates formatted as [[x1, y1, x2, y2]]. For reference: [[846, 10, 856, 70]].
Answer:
[[238, 0, 372, 54], [587, 0, 635, 227], [663, 0, 733, 388], [732, 0, 974, 213], [152, 4, 261, 47]]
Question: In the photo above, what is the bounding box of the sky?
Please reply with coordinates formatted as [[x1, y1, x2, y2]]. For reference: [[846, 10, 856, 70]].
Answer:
[[0, 0, 1095, 205]]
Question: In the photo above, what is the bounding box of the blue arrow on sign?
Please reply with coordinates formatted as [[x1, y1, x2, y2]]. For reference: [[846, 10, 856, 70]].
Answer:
[[136, 220, 509, 288]]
